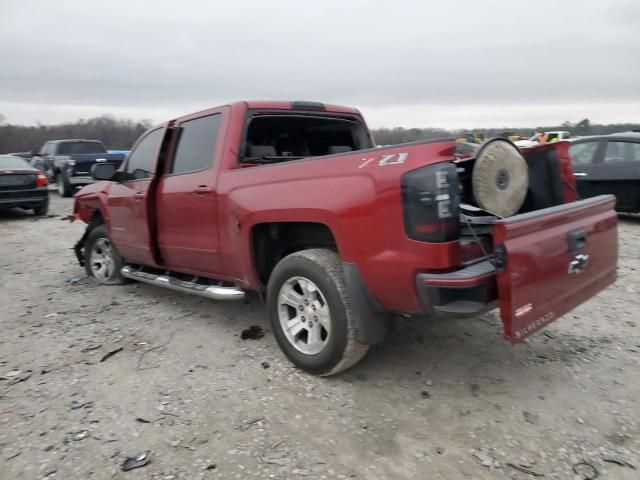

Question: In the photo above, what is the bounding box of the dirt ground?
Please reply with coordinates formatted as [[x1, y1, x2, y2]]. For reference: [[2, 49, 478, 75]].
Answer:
[[1, 192, 639, 480]]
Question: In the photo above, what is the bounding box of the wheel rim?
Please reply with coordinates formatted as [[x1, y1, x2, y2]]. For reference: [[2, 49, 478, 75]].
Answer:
[[277, 276, 331, 355], [90, 238, 115, 281], [56, 175, 64, 195]]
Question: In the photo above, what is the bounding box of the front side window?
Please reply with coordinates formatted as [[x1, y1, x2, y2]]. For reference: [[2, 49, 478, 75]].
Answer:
[[569, 141, 598, 165], [604, 141, 640, 163], [171, 114, 222, 174], [126, 128, 164, 179]]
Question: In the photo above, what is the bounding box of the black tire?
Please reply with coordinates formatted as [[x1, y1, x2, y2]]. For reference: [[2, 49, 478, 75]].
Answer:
[[84, 225, 127, 285], [267, 249, 369, 376], [56, 172, 74, 197], [33, 202, 49, 216]]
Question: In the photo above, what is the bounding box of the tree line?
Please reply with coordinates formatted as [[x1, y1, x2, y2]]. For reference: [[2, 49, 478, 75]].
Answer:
[[0, 115, 152, 153], [372, 118, 640, 145], [1, 114, 638, 154]]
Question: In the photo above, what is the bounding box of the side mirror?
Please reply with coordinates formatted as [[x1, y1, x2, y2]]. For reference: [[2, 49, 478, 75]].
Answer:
[[91, 162, 118, 181]]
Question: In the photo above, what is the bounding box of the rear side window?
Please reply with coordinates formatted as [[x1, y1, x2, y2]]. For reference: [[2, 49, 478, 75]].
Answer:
[[604, 141, 640, 163], [126, 128, 164, 179], [57, 142, 105, 155], [569, 141, 598, 165], [171, 114, 221, 174]]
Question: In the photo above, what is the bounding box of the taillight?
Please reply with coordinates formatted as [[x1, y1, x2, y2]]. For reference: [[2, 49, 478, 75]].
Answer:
[[401, 163, 460, 242], [36, 172, 48, 187]]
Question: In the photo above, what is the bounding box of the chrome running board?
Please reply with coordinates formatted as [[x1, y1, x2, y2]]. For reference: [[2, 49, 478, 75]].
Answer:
[[121, 265, 245, 301]]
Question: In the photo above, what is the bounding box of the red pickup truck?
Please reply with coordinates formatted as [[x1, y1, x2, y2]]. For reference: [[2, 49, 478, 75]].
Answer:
[[72, 100, 618, 376]]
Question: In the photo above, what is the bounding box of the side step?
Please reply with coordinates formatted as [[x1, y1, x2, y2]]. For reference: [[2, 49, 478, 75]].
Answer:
[[121, 265, 245, 301]]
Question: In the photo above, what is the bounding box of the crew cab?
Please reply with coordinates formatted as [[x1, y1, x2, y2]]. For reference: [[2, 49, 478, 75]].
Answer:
[[31, 139, 125, 197], [72, 101, 618, 376]]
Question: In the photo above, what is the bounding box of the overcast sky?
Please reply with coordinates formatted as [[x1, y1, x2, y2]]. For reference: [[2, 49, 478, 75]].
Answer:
[[1, 0, 639, 128]]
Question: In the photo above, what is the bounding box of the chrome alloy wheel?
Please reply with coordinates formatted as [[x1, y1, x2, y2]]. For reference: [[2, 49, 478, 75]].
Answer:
[[277, 276, 331, 355], [90, 238, 115, 281]]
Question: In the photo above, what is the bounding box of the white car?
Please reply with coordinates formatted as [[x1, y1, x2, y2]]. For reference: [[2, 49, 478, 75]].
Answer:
[[515, 131, 571, 148]]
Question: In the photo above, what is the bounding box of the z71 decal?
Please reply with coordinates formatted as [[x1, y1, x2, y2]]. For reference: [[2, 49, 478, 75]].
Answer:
[[358, 152, 409, 169]]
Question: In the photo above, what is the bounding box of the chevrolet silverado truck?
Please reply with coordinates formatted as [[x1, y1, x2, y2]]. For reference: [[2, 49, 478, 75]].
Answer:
[[72, 101, 618, 376], [31, 139, 125, 197]]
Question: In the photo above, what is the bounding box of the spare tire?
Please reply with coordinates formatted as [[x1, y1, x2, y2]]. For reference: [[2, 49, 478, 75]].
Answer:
[[471, 139, 529, 217]]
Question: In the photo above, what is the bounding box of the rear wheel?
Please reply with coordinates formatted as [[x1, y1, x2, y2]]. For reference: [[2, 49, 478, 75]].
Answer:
[[33, 202, 48, 216], [267, 249, 369, 376], [56, 172, 74, 197], [84, 225, 126, 285]]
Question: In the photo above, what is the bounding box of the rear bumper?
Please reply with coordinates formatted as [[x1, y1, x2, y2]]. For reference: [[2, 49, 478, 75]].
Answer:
[[68, 175, 93, 186], [416, 259, 498, 317], [0, 189, 48, 208]]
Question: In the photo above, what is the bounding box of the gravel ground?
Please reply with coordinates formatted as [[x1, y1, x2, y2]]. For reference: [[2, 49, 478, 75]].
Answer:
[[1, 193, 639, 480]]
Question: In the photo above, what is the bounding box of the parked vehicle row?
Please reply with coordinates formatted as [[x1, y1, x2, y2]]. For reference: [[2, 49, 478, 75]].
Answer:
[[30, 139, 126, 197], [71, 100, 618, 376]]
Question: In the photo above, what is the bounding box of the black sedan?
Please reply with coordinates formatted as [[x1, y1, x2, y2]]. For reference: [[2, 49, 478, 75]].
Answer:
[[0, 154, 49, 216], [569, 132, 640, 213]]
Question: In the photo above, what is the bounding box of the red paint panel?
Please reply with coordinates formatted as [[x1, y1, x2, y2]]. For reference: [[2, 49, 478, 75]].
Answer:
[[494, 195, 617, 343]]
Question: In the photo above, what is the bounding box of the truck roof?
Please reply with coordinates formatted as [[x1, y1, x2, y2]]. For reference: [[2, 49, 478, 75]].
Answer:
[[240, 100, 361, 115], [46, 139, 104, 144]]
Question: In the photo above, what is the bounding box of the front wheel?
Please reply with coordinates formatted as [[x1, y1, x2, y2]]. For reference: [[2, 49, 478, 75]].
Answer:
[[267, 249, 369, 376], [84, 225, 127, 285]]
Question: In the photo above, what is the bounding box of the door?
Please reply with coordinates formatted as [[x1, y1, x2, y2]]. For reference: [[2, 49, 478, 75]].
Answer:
[[107, 127, 166, 265], [493, 195, 617, 343], [568, 139, 602, 200], [589, 140, 640, 212], [156, 112, 224, 274]]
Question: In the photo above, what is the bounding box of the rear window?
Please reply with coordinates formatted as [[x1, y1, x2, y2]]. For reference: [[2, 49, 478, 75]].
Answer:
[[242, 113, 372, 163], [0, 155, 31, 169], [604, 141, 640, 163], [57, 142, 106, 155]]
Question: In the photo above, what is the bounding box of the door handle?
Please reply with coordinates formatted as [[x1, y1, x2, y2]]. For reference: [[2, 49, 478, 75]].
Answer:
[[193, 186, 214, 195], [133, 192, 145, 200], [567, 228, 587, 253], [573, 172, 588, 177]]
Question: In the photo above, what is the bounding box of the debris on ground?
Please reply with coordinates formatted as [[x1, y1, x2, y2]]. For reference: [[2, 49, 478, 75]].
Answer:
[[420, 390, 431, 399], [137, 332, 177, 370], [100, 346, 123, 363], [69, 400, 93, 410], [67, 430, 90, 442], [241, 325, 264, 340], [67, 276, 81, 286], [523, 411, 539, 424], [205, 463, 217, 471], [572, 461, 599, 480], [261, 361, 270, 369], [5, 370, 32, 386], [602, 457, 636, 469], [81, 344, 102, 352], [236, 417, 265, 432], [472, 448, 499, 468], [120, 451, 151, 472], [506, 463, 545, 477]]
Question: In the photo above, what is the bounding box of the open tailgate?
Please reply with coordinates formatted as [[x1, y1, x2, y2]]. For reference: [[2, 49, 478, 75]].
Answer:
[[493, 195, 617, 343]]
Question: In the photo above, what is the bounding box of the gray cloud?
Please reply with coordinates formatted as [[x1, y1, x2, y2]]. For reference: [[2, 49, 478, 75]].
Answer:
[[1, 0, 639, 127]]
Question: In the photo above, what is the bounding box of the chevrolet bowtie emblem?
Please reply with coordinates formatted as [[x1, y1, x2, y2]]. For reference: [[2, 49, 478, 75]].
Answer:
[[568, 253, 589, 274]]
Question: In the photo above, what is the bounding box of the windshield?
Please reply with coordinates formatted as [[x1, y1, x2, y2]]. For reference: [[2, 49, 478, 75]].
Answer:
[[58, 141, 106, 155], [0, 155, 32, 169]]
